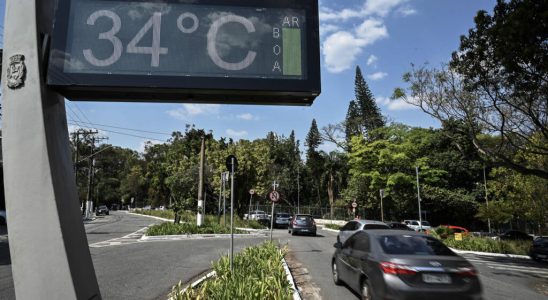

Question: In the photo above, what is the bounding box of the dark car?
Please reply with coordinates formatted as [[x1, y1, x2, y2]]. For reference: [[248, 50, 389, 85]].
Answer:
[[337, 220, 389, 244], [332, 230, 482, 300], [386, 222, 414, 231], [288, 214, 316, 236], [498, 230, 533, 241], [96, 205, 109, 216], [274, 213, 292, 228], [530, 237, 548, 261]]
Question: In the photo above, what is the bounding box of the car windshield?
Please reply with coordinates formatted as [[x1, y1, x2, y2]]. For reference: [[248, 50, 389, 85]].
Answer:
[[378, 235, 456, 256], [534, 238, 548, 246]]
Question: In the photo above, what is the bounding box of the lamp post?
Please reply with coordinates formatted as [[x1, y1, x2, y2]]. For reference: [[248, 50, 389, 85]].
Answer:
[[380, 189, 384, 222], [415, 167, 423, 231]]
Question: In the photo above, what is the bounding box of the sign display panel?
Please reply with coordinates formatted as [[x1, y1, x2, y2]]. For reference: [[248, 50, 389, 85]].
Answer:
[[47, 0, 321, 105]]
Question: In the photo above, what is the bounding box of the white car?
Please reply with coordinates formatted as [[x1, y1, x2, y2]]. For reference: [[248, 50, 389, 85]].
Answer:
[[404, 220, 431, 231], [244, 210, 269, 221]]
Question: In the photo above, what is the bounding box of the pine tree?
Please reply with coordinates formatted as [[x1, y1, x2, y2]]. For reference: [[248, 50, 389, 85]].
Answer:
[[354, 66, 385, 137], [344, 100, 361, 146], [305, 119, 324, 206], [306, 119, 321, 160]]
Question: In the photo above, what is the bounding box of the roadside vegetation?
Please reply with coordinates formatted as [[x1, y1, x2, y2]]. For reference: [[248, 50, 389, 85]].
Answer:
[[431, 227, 530, 255], [324, 224, 341, 231], [170, 242, 293, 300], [146, 222, 248, 236]]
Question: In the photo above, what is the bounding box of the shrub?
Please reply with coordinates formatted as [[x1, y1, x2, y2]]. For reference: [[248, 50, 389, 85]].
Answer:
[[171, 242, 293, 300], [146, 222, 247, 236], [443, 235, 531, 255], [324, 224, 341, 230]]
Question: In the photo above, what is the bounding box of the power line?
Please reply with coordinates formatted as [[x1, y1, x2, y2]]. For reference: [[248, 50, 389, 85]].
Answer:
[[72, 103, 93, 124], [68, 120, 171, 136], [67, 122, 167, 142]]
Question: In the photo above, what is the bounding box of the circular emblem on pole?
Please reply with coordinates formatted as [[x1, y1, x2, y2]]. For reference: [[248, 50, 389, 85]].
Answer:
[[268, 190, 280, 203], [249, 189, 255, 195], [225, 155, 238, 173], [351, 201, 357, 208]]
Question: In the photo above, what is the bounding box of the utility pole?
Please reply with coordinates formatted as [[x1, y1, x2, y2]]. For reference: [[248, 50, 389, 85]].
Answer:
[[415, 167, 423, 231], [197, 136, 205, 226], [84, 133, 107, 219], [380, 189, 384, 222], [483, 167, 491, 233], [297, 162, 300, 214]]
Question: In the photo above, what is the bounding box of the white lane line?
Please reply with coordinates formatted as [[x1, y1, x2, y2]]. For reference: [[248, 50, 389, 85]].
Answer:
[[487, 265, 548, 273], [89, 225, 151, 247]]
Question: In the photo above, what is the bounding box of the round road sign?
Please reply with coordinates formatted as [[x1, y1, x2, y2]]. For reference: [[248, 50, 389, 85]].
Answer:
[[249, 189, 255, 195], [351, 201, 357, 208], [268, 190, 280, 203]]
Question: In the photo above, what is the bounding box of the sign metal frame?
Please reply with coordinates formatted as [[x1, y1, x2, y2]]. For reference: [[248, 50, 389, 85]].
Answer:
[[46, 0, 321, 105]]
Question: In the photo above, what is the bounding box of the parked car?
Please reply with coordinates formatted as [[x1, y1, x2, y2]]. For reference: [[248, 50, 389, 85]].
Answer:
[[288, 214, 317, 236], [96, 205, 109, 216], [332, 230, 482, 300], [0, 210, 6, 225], [386, 222, 414, 231], [110, 203, 120, 211], [405, 220, 432, 232], [440, 225, 469, 234], [497, 230, 533, 241], [274, 212, 292, 228], [337, 220, 389, 244], [245, 210, 269, 221], [530, 237, 548, 262]]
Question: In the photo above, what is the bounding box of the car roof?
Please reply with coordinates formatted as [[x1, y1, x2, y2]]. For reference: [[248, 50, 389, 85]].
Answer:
[[356, 219, 387, 225], [364, 230, 425, 237]]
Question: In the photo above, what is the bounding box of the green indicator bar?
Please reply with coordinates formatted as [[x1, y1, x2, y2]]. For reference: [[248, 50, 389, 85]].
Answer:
[[283, 28, 302, 76]]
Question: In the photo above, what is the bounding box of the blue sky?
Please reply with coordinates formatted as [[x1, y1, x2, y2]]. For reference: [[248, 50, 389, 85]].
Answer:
[[0, 0, 497, 153]]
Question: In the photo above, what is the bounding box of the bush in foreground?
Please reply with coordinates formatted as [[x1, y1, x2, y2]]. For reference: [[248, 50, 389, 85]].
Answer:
[[146, 222, 247, 236], [171, 242, 292, 300]]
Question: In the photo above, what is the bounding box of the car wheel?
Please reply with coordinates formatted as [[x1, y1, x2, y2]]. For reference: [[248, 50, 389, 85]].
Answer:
[[332, 260, 342, 285], [288, 229, 291, 234], [361, 279, 372, 300]]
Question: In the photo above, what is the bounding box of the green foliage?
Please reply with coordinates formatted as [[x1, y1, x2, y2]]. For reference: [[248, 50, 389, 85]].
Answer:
[[146, 222, 248, 236], [443, 236, 531, 256], [171, 242, 292, 300], [353, 66, 385, 137], [324, 224, 342, 230]]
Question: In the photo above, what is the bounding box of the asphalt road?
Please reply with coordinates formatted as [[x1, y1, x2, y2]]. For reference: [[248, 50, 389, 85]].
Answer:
[[1, 213, 547, 300]]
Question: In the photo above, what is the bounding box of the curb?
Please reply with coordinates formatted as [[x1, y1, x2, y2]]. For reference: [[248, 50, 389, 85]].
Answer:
[[126, 211, 172, 222], [141, 232, 266, 241], [282, 257, 302, 300], [450, 248, 531, 260]]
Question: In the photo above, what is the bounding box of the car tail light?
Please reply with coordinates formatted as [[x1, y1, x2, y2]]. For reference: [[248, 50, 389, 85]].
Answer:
[[456, 267, 477, 277], [380, 262, 417, 275]]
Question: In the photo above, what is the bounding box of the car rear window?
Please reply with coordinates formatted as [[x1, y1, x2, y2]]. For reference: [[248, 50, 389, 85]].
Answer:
[[421, 221, 431, 226], [277, 214, 291, 218], [364, 224, 389, 230], [378, 235, 456, 256], [296, 216, 312, 221]]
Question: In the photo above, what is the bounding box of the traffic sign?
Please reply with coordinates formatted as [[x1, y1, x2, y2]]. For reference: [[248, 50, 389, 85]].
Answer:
[[47, 0, 321, 105], [225, 155, 238, 173], [249, 189, 255, 195], [351, 201, 357, 208], [268, 190, 280, 203]]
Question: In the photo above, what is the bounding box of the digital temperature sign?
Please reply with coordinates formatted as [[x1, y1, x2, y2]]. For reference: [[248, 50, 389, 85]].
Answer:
[[47, 0, 320, 105]]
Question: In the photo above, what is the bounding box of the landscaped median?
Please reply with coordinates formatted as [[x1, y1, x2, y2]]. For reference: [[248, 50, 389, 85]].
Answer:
[[169, 242, 297, 300]]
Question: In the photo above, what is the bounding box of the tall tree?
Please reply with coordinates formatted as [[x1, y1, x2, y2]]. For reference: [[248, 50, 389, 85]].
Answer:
[[306, 119, 324, 206], [354, 66, 385, 137], [344, 100, 361, 147]]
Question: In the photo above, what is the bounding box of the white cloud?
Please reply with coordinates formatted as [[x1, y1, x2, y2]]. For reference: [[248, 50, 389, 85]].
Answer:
[[376, 96, 419, 111], [319, 24, 341, 37], [367, 54, 378, 66], [397, 6, 417, 17], [226, 129, 248, 138], [367, 71, 388, 80], [138, 139, 163, 153], [323, 31, 365, 73], [323, 19, 387, 73], [167, 104, 221, 120], [237, 113, 258, 121], [320, 0, 411, 22]]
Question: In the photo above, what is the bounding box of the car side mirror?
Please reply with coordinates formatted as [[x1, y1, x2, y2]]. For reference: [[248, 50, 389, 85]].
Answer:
[[333, 242, 343, 249]]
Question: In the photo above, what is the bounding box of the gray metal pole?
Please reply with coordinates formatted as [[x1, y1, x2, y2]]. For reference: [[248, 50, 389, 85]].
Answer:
[[230, 158, 235, 272], [218, 173, 222, 224], [223, 173, 227, 226], [297, 163, 300, 214], [249, 193, 253, 221], [483, 167, 491, 233], [380, 189, 384, 222], [197, 136, 205, 226], [416, 167, 423, 231], [2, 0, 101, 298]]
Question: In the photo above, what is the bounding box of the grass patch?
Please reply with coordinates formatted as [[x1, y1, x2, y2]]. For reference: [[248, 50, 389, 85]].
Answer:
[[443, 235, 531, 255], [146, 222, 249, 236], [324, 224, 341, 230], [170, 242, 292, 300]]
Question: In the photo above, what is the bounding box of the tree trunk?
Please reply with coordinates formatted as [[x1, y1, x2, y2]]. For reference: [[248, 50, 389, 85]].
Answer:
[[328, 173, 334, 220]]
